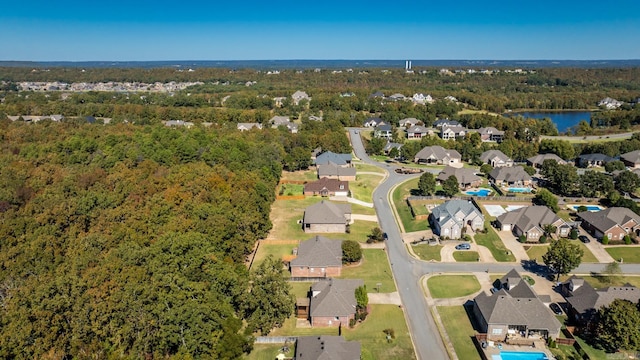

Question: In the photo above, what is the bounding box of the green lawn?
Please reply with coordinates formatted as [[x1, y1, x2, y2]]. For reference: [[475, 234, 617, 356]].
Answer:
[[427, 275, 481, 298], [280, 169, 318, 182], [350, 203, 377, 215], [474, 222, 516, 262], [453, 251, 480, 262], [437, 306, 481, 360], [574, 336, 608, 360], [350, 173, 384, 203], [606, 246, 640, 263], [582, 274, 640, 289], [354, 162, 387, 175], [269, 305, 415, 360], [575, 241, 599, 263], [341, 249, 396, 293], [411, 244, 442, 261], [289, 282, 313, 298], [525, 245, 549, 262], [278, 183, 304, 196], [245, 344, 290, 360], [392, 178, 430, 233], [407, 199, 430, 216], [251, 242, 298, 271]]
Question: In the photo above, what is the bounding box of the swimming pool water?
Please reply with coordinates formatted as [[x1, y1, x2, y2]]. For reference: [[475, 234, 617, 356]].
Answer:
[[569, 205, 603, 212], [465, 189, 492, 196], [507, 187, 532, 193], [499, 351, 548, 360]]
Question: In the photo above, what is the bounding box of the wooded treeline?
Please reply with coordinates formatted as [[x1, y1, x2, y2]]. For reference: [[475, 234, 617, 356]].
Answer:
[[0, 120, 346, 358]]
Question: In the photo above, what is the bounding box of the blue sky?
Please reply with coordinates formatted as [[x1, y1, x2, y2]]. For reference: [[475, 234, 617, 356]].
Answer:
[[1, 0, 639, 61]]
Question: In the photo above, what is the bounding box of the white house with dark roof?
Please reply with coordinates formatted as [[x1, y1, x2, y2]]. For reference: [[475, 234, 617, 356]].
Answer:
[[440, 126, 467, 140], [576, 153, 614, 168], [363, 117, 385, 127], [237, 122, 263, 131], [433, 119, 460, 128], [477, 127, 505, 142], [399, 117, 421, 128], [374, 124, 393, 139], [406, 125, 434, 140], [598, 97, 623, 109]]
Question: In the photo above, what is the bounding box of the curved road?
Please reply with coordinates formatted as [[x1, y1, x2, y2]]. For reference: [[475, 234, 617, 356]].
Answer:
[[348, 128, 640, 360]]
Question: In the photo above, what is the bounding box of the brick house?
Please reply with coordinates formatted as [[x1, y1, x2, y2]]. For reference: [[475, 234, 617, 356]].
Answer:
[[304, 178, 349, 197], [496, 206, 570, 241], [290, 236, 343, 278], [303, 201, 351, 233], [577, 207, 640, 241], [436, 166, 483, 190], [309, 279, 363, 327], [316, 163, 356, 181]]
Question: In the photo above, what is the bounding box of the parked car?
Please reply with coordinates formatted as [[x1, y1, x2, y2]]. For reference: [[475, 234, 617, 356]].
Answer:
[[550, 303, 563, 315], [579, 235, 590, 243], [455, 243, 471, 250]]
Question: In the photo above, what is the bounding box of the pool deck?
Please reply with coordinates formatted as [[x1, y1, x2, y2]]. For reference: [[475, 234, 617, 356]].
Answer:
[[481, 340, 552, 360], [566, 204, 605, 212]]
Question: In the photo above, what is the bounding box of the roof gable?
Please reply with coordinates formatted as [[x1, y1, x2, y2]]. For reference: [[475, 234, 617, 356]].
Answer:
[[291, 236, 343, 268]]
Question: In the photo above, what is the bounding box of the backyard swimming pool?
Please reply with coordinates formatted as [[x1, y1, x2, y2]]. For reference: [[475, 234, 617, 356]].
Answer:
[[496, 351, 549, 360], [507, 187, 532, 193], [568, 204, 604, 212], [465, 188, 492, 197]]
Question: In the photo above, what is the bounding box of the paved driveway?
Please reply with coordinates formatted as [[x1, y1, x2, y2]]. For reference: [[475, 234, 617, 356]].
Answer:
[[496, 230, 529, 261], [579, 230, 615, 263]]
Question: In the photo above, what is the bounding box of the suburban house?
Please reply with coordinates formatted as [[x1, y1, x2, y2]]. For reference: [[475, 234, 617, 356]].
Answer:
[[476, 127, 505, 143], [399, 117, 421, 128], [295, 336, 361, 360], [433, 119, 460, 128], [598, 97, 623, 109], [317, 163, 357, 181], [304, 178, 349, 197], [383, 142, 403, 155], [496, 206, 571, 241], [363, 117, 386, 127], [526, 154, 568, 169], [577, 207, 640, 241], [292, 90, 311, 105], [559, 276, 640, 327], [411, 93, 434, 105], [302, 200, 351, 233], [473, 269, 561, 342], [237, 122, 263, 131], [429, 200, 484, 239], [489, 166, 532, 188], [576, 153, 614, 168], [480, 150, 514, 168], [308, 279, 364, 327], [414, 146, 461, 165], [388, 93, 406, 101], [164, 120, 194, 128], [290, 236, 343, 278], [621, 150, 640, 168], [369, 91, 385, 99], [374, 124, 393, 139], [436, 166, 483, 190], [440, 126, 467, 140], [314, 151, 352, 167], [270, 115, 291, 126], [406, 125, 434, 140]]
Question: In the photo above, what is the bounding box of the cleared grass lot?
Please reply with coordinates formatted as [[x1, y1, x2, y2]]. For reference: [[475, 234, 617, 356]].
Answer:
[[453, 251, 480, 262], [392, 178, 430, 233], [427, 275, 480, 298], [411, 244, 442, 261], [437, 306, 481, 360]]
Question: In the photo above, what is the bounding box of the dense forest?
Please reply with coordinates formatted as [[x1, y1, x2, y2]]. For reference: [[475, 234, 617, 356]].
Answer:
[[0, 118, 349, 358]]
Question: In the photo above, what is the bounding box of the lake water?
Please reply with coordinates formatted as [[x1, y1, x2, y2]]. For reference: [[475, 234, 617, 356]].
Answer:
[[508, 111, 592, 133]]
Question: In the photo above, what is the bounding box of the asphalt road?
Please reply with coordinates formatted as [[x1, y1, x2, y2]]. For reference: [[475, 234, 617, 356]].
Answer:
[[348, 128, 640, 360]]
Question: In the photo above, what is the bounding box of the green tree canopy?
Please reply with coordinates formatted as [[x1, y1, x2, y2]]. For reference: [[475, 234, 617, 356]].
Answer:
[[535, 188, 559, 212], [418, 172, 436, 196], [342, 240, 362, 263], [542, 238, 584, 280], [442, 175, 459, 197], [595, 299, 640, 352]]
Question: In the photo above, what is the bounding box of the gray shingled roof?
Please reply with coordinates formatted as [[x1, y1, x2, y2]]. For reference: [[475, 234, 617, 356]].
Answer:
[[489, 166, 531, 183], [291, 236, 343, 268], [527, 153, 566, 166], [431, 200, 483, 230], [477, 127, 505, 136], [303, 201, 351, 225], [407, 125, 430, 134], [621, 150, 640, 165], [414, 146, 461, 162], [500, 269, 538, 299], [295, 336, 361, 360], [562, 276, 640, 314], [475, 270, 561, 333], [577, 207, 640, 234], [497, 206, 564, 233], [436, 166, 481, 186], [317, 163, 357, 178], [314, 152, 352, 166], [310, 279, 363, 317], [578, 153, 614, 163], [480, 150, 511, 165]]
